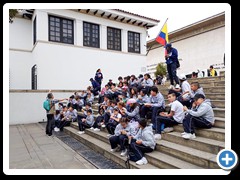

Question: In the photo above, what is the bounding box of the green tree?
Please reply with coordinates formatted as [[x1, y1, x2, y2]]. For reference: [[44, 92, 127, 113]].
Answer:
[[154, 63, 167, 77], [9, 9, 18, 23]]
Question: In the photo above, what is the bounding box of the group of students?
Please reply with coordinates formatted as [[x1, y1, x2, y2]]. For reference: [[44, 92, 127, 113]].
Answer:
[[44, 72, 215, 165]]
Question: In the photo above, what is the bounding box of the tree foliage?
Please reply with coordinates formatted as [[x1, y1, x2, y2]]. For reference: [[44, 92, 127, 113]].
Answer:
[[154, 63, 167, 77], [9, 9, 18, 23]]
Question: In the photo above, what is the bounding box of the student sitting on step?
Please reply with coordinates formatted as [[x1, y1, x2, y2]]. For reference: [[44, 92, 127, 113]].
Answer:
[[182, 94, 215, 140], [77, 109, 94, 135], [120, 98, 140, 131], [170, 74, 191, 108], [106, 107, 122, 136], [109, 117, 136, 156], [77, 102, 92, 122], [140, 86, 165, 128], [59, 104, 78, 131], [189, 82, 206, 108], [129, 119, 156, 165], [154, 92, 185, 140]]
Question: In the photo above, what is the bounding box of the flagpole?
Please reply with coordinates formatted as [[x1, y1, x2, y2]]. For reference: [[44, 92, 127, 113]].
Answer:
[[155, 18, 168, 40]]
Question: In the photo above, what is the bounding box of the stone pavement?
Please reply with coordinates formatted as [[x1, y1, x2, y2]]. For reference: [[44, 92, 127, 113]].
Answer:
[[9, 123, 96, 169]]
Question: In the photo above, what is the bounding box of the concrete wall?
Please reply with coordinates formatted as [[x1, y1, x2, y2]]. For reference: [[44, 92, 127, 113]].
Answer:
[[9, 17, 32, 50], [9, 50, 34, 89], [34, 42, 146, 89], [9, 91, 75, 125], [147, 27, 225, 77]]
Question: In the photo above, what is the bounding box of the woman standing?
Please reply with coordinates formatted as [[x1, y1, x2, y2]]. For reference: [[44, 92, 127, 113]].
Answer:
[[95, 69, 103, 87]]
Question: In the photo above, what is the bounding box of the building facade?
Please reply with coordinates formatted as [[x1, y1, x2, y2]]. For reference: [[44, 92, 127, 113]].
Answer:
[[146, 12, 225, 78], [9, 9, 159, 90]]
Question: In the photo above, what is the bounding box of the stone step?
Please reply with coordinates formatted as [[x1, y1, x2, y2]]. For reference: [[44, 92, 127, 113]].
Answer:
[[64, 126, 158, 169], [162, 93, 225, 100], [212, 108, 225, 118], [156, 140, 218, 168], [220, 71, 225, 76], [161, 131, 225, 154], [214, 117, 225, 128], [209, 100, 225, 108], [186, 76, 225, 83], [157, 80, 225, 90], [159, 86, 225, 95], [69, 124, 203, 169], [173, 124, 225, 141]]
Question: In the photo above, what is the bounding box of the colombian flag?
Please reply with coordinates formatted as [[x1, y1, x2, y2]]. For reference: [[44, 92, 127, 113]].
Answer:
[[156, 22, 169, 46]]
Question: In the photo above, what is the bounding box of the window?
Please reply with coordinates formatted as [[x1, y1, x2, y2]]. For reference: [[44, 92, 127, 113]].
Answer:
[[33, 17, 36, 45], [48, 15, 74, 44], [107, 27, 121, 51], [31, 65, 37, 90], [128, 31, 140, 53], [83, 22, 99, 48]]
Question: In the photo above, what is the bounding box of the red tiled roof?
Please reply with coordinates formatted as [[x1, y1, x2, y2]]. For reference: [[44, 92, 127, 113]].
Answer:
[[113, 9, 160, 22]]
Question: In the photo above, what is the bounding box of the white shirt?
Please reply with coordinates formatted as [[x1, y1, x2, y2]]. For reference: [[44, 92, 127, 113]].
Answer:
[[181, 81, 191, 94], [171, 100, 184, 123]]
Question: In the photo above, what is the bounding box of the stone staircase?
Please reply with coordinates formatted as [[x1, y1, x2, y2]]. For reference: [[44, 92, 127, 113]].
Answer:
[[63, 71, 225, 169]]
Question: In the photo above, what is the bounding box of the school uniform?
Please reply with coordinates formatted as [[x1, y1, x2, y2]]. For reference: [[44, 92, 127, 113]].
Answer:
[[183, 100, 215, 134], [78, 114, 94, 131], [109, 123, 136, 151], [106, 113, 122, 135], [140, 92, 165, 125], [130, 125, 156, 161], [155, 100, 184, 134]]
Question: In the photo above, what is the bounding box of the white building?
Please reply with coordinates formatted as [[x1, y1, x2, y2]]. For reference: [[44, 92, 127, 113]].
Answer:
[[146, 12, 225, 78], [9, 9, 159, 90]]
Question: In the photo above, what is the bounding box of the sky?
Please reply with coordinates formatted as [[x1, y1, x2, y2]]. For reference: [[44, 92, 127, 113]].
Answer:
[[121, 3, 228, 41]]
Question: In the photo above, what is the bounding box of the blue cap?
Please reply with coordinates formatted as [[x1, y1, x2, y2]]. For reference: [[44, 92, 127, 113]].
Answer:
[[165, 43, 172, 48]]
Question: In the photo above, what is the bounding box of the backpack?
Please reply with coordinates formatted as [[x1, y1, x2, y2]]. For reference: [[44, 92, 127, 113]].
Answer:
[[176, 59, 180, 68], [43, 99, 51, 111]]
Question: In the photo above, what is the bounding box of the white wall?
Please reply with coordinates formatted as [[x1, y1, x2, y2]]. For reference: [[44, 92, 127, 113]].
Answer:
[[34, 42, 146, 90], [9, 51, 34, 89], [9, 17, 32, 50], [9, 91, 74, 125], [147, 27, 225, 76]]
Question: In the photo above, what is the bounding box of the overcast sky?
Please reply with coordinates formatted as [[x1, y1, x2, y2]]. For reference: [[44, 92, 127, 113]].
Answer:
[[121, 3, 228, 41]]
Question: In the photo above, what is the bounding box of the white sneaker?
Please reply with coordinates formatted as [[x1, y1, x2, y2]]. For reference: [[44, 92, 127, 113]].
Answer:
[[77, 131, 85, 135], [154, 134, 162, 140], [107, 134, 112, 137], [94, 128, 100, 132], [110, 147, 118, 152], [182, 133, 196, 140], [175, 84, 180, 89], [120, 149, 128, 156], [163, 127, 174, 133], [168, 85, 174, 89], [181, 132, 187, 136], [90, 127, 94, 130], [54, 127, 60, 132], [136, 157, 148, 165], [101, 124, 106, 128]]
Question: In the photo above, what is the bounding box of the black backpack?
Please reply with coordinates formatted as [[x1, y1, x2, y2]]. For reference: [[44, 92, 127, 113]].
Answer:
[[176, 59, 180, 68]]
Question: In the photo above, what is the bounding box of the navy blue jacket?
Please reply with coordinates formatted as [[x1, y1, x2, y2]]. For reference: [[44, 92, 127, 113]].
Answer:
[[166, 47, 178, 65], [95, 72, 103, 83], [92, 80, 100, 89]]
